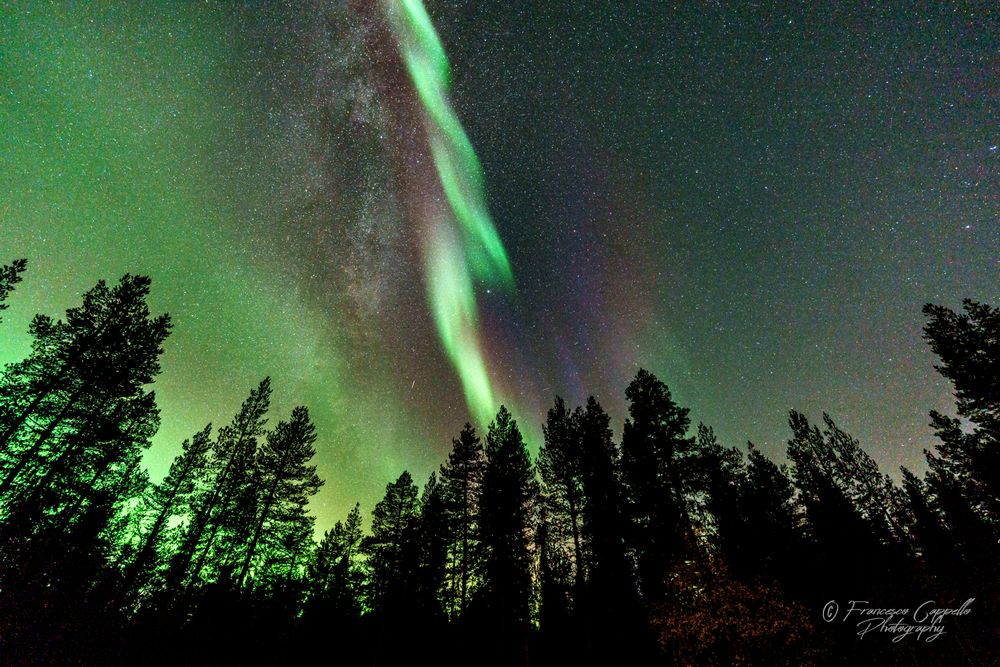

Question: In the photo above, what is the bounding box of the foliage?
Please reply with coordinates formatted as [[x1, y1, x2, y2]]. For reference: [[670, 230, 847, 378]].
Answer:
[[0, 258, 27, 324], [652, 557, 817, 667]]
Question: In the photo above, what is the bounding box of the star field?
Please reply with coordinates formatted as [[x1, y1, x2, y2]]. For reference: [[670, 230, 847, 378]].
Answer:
[[1, 1, 996, 528]]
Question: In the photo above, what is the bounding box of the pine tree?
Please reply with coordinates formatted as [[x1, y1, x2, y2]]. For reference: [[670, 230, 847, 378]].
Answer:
[[364, 470, 421, 616], [0, 276, 169, 558], [237, 406, 323, 588], [823, 413, 909, 543], [416, 472, 450, 617], [619, 369, 697, 601], [121, 424, 214, 597], [168, 378, 271, 590], [0, 274, 171, 507], [786, 411, 893, 602], [477, 406, 536, 664], [0, 258, 27, 326], [738, 444, 806, 589], [924, 466, 997, 580], [0, 274, 169, 662], [306, 502, 364, 619], [900, 467, 963, 588], [922, 299, 999, 525], [688, 424, 745, 567], [537, 397, 586, 596], [439, 422, 485, 618], [923, 300, 1000, 431], [919, 299, 1000, 638]]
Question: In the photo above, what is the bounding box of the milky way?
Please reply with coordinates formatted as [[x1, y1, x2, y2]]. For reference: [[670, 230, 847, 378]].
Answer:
[[1, 1, 996, 528]]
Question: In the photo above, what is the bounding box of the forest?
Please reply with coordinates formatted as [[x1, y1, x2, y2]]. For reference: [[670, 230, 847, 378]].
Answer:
[[0, 258, 995, 666]]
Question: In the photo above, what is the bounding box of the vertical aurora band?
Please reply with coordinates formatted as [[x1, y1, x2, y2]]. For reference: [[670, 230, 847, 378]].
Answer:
[[384, 0, 514, 426]]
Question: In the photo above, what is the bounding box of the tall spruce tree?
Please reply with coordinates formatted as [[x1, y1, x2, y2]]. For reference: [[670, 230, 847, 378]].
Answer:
[[535, 501, 574, 664], [301, 502, 364, 666], [688, 424, 745, 567], [306, 502, 364, 618], [298, 502, 365, 664], [576, 397, 630, 592], [575, 397, 645, 662]]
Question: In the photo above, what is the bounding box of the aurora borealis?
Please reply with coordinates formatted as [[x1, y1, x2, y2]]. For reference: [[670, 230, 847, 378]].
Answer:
[[1, 2, 996, 529], [384, 0, 515, 428]]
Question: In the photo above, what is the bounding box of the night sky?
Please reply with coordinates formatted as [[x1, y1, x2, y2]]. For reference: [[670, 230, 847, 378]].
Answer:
[[2, 1, 997, 529]]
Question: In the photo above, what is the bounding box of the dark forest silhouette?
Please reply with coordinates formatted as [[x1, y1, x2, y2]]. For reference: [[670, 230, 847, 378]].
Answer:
[[0, 258, 996, 666]]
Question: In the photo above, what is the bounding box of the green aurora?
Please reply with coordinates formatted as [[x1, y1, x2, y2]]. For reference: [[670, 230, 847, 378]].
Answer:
[[385, 0, 515, 427]]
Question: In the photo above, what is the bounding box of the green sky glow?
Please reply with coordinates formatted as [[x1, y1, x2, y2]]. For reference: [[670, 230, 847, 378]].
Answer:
[[0, 3, 440, 527]]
